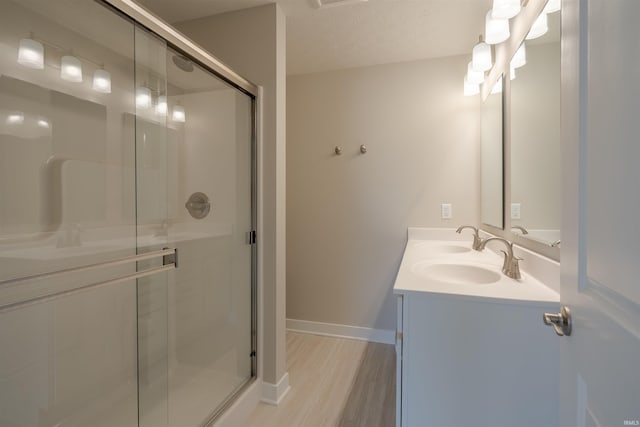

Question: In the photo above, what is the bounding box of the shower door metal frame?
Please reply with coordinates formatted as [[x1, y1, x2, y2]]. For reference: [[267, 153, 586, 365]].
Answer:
[[98, 0, 260, 424]]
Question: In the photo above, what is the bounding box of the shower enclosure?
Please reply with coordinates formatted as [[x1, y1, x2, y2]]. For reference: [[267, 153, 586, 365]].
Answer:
[[0, 1, 257, 426]]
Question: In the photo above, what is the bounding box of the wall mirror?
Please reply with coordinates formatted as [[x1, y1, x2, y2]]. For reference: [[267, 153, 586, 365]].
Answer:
[[481, 76, 504, 229], [510, 10, 561, 247]]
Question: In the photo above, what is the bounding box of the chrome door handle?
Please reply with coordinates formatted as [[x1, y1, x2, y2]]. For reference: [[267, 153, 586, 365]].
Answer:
[[543, 305, 572, 336]]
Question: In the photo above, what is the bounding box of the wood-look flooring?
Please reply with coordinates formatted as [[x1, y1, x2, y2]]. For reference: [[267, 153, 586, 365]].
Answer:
[[242, 332, 396, 427]]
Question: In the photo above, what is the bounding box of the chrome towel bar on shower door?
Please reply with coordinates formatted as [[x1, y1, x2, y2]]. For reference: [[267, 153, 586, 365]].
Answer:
[[0, 247, 177, 313]]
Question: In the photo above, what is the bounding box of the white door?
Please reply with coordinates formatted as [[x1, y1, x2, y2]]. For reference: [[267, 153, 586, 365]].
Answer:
[[559, 0, 640, 426]]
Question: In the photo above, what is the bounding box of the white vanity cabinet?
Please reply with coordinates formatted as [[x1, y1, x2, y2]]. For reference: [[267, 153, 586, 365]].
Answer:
[[395, 292, 559, 427], [393, 229, 561, 427]]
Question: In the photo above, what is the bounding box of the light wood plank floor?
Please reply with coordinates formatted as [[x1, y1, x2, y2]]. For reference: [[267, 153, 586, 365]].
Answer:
[[242, 332, 395, 427]]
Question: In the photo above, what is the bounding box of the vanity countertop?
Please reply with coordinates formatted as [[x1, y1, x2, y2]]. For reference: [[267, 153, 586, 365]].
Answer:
[[393, 228, 559, 306]]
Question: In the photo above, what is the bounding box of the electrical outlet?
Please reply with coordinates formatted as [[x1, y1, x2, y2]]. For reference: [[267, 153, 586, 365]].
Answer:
[[511, 203, 521, 220], [441, 203, 452, 219]]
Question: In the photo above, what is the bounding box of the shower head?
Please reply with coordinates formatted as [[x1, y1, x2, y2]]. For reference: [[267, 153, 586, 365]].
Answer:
[[172, 54, 194, 73]]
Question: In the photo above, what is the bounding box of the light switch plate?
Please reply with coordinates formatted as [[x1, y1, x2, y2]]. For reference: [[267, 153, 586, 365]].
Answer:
[[441, 203, 452, 219], [511, 203, 521, 220]]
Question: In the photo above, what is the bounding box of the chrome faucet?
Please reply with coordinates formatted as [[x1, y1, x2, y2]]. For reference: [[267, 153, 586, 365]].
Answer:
[[478, 237, 522, 280], [511, 225, 529, 235], [456, 225, 483, 251]]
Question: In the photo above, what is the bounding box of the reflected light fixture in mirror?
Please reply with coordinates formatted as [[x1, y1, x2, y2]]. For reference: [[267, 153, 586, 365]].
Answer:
[[17, 38, 44, 69], [60, 55, 82, 82], [92, 69, 111, 93], [485, 10, 510, 44], [526, 12, 548, 40], [6, 112, 24, 125], [37, 117, 50, 128], [491, 0, 521, 19], [172, 105, 186, 122], [156, 95, 168, 116], [136, 87, 151, 109], [472, 36, 492, 71]]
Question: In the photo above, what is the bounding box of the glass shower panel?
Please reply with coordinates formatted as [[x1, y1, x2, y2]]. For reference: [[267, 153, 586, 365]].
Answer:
[[162, 46, 255, 426], [134, 26, 170, 427], [0, 1, 138, 426]]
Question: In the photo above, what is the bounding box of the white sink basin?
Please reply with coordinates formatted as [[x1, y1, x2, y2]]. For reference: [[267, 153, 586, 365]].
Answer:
[[412, 262, 502, 285]]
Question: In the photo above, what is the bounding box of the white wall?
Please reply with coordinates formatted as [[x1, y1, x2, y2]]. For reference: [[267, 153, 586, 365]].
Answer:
[[287, 55, 480, 331], [176, 4, 287, 387]]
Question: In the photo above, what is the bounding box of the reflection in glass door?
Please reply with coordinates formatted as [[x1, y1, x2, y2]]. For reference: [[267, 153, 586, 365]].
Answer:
[[0, 1, 256, 426], [134, 26, 256, 427]]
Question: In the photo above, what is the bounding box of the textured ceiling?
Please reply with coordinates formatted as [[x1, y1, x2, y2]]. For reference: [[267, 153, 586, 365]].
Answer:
[[136, 0, 495, 75]]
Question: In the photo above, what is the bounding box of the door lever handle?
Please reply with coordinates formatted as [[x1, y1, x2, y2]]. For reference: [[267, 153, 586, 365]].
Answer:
[[543, 306, 572, 336]]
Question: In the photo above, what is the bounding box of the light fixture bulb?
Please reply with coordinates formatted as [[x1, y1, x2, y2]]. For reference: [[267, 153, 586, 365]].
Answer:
[[172, 105, 186, 123], [18, 38, 44, 69], [472, 36, 493, 72], [464, 77, 480, 97], [467, 61, 484, 85], [6, 112, 24, 125], [511, 43, 526, 69], [156, 95, 168, 115], [60, 55, 83, 82], [491, 0, 521, 19], [490, 76, 503, 94], [526, 12, 548, 40], [485, 10, 510, 45], [543, 0, 561, 14], [92, 69, 111, 93], [136, 87, 152, 109]]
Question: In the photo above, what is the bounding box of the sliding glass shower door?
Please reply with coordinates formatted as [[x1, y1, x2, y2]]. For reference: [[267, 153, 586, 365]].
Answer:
[[0, 1, 256, 426], [134, 26, 256, 427]]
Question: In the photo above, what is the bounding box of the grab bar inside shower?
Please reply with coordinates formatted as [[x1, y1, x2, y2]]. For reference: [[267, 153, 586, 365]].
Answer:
[[0, 247, 177, 313]]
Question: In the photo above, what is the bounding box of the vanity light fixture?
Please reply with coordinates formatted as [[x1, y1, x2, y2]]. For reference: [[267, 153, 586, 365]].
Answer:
[[472, 35, 492, 72], [92, 69, 111, 93], [155, 95, 168, 116], [172, 105, 186, 123], [17, 38, 44, 69], [526, 12, 548, 40], [485, 10, 510, 45], [60, 55, 83, 82], [491, 0, 521, 20], [135, 86, 152, 109], [464, 77, 480, 96], [467, 61, 485, 85], [511, 43, 526, 68], [543, 0, 561, 14]]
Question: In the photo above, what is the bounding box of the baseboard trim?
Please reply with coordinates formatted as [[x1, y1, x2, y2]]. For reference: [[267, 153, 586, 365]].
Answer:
[[286, 319, 395, 345], [261, 372, 291, 406]]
